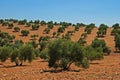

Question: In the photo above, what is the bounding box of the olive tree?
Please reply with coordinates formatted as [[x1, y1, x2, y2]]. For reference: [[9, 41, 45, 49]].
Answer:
[[19, 44, 35, 66], [97, 24, 108, 37], [75, 26, 80, 31], [28, 40, 38, 48], [43, 28, 50, 34], [18, 19, 27, 25], [83, 46, 104, 61], [10, 44, 35, 66], [0, 46, 12, 62], [111, 29, 120, 35], [8, 35, 15, 42], [30, 34, 38, 40], [0, 19, 4, 24], [21, 30, 29, 36], [85, 23, 95, 34], [77, 38, 87, 46], [14, 27, 20, 32], [13, 40, 24, 48], [48, 39, 89, 70], [114, 34, 120, 51], [57, 26, 65, 33], [112, 23, 119, 29], [40, 20, 46, 25], [47, 21, 54, 29], [32, 24, 39, 30], [91, 38, 111, 55], [81, 33, 87, 39], [52, 32, 57, 38], [38, 36, 50, 42], [10, 48, 20, 66], [8, 23, 14, 29], [40, 49, 49, 60]]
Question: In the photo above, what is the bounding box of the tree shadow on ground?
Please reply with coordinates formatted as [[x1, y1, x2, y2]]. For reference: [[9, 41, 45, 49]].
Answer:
[[113, 51, 120, 53], [39, 60, 48, 62], [42, 69, 80, 73], [90, 62, 99, 65], [0, 65, 30, 68]]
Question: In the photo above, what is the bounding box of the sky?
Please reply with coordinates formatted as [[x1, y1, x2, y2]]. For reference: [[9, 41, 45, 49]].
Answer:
[[0, 0, 120, 26]]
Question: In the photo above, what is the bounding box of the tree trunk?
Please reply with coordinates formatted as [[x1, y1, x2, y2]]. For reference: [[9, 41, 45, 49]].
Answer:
[[15, 58, 19, 66], [20, 61, 23, 66], [63, 61, 73, 71]]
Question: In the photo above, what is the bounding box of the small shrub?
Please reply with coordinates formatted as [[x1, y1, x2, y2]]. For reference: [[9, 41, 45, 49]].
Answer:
[[21, 30, 29, 36], [57, 26, 65, 33], [8, 23, 14, 29], [32, 24, 39, 30], [14, 27, 20, 32], [43, 28, 50, 34]]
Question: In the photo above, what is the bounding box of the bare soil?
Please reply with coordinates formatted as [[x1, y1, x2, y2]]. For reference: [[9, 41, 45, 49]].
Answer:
[[0, 53, 120, 80]]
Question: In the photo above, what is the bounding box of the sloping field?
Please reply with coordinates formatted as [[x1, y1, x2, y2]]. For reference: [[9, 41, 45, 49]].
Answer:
[[0, 24, 120, 80]]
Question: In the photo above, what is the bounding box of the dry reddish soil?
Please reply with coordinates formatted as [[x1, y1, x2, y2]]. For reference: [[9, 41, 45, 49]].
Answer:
[[86, 28, 98, 45], [0, 24, 120, 80], [0, 54, 120, 80]]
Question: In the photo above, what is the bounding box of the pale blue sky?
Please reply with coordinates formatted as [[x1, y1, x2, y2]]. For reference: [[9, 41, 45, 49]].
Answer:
[[0, 0, 120, 26]]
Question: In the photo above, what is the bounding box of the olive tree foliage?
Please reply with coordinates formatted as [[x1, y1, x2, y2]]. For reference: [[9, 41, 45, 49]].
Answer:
[[47, 21, 54, 29], [34, 20, 40, 24], [81, 33, 87, 39], [57, 26, 65, 33], [47, 39, 89, 70], [7, 35, 15, 42], [10, 48, 20, 66], [13, 40, 24, 48], [111, 23, 120, 35], [0, 31, 15, 46], [0, 19, 4, 24], [111, 29, 120, 35], [38, 36, 50, 52], [2, 21, 8, 26], [62, 33, 71, 40], [52, 32, 57, 38], [32, 24, 39, 30], [112, 23, 119, 29], [67, 30, 74, 35], [97, 24, 108, 37], [77, 38, 87, 46], [40, 20, 46, 25], [39, 36, 50, 42], [21, 30, 29, 36], [114, 33, 120, 51], [8, 23, 14, 29], [91, 38, 111, 55], [14, 27, 20, 32], [43, 28, 50, 34], [60, 22, 72, 28], [19, 44, 35, 65], [11, 44, 35, 66], [76, 23, 86, 27], [27, 40, 38, 49], [18, 19, 27, 25], [30, 34, 38, 40], [83, 46, 104, 61], [0, 46, 12, 62], [75, 26, 80, 31], [40, 49, 49, 60], [85, 23, 95, 34]]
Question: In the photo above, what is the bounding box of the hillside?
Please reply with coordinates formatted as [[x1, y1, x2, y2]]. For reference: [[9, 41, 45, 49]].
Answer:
[[0, 24, 115, 51], [0, 21, 120, 80]]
